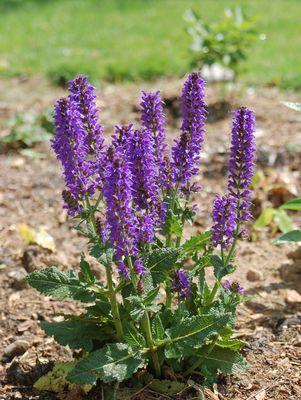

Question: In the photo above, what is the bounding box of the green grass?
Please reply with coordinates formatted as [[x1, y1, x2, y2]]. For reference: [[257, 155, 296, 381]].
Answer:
[[0, 0, 300, 88]]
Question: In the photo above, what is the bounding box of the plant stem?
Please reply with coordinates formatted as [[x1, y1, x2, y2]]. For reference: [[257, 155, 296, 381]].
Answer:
[[85, 195, 124, 341], [105, 264, 124, 342], [207, 280, 220, 305], [183, 335, 219, 377], [127, 256, 161, 377]]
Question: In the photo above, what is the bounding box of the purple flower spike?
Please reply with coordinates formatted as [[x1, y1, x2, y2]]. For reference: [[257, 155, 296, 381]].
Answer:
[[211, 194, 237, 249], [52, 98, 91, 215], [224, 279, 244, 295], [140, 90, 169, 188], [118, 260, 130, 280], [172, 72, 206, 189], [134, 259, 146, 276], [172, 270, 191, 299], [103, 145, 138, 260], [228, 107, 256, 222], [68, 75, 104, 154]]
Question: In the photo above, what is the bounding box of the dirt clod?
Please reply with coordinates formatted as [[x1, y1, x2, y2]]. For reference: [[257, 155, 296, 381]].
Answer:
[[247, 269, 263, 282]]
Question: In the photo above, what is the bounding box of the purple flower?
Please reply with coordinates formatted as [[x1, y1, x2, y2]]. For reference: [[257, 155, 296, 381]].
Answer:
[[68, 76, 105, 191], [68, 75, 104, 155], [117, 260, 130, 280], [102, 145, 138, 259], [211, 194, 237, 249], [172, 72, 206, 189], [140, 90, 169, 188], [228, 107, 256, 222], [52, 98, 91, 215], [172, 270, 191, 299], [130, 127, 164, 241], [133, 259, 146, 276], [223, 279, 244, 295]]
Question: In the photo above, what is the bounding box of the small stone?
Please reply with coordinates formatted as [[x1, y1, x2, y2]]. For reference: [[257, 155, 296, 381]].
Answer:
[[8, 268, 28, 289], [3, 340, 30, 361], [247, 269, 263, 282], [284, 289, 301, 305]]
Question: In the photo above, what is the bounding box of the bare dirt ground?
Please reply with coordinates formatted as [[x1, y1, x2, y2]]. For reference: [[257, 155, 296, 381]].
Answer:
[[0, 76, 300, 399]]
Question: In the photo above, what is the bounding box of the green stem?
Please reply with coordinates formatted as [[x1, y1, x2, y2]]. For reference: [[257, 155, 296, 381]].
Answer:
[[85, 195, 123, 341], [207, 280, 220, 305], [165, 283, 172, 308], [105, 264, 124, 342], [183, 335, 219, 377], [127, 256, 161, 377]]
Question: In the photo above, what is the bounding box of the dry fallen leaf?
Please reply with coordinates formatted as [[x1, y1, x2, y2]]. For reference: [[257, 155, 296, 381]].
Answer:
[[18, 224, 56, 252], [204, 387, 219, 400]]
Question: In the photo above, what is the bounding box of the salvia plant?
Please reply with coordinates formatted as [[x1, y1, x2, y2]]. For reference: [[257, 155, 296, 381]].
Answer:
[[25, 73, 256, 389]]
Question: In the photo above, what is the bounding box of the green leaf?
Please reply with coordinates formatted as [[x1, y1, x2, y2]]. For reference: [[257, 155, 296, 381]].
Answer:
[[126, 296, 146, 321], [67, 343, 146, 384], [274, 209, 295, 233], [149, 379, 186, 395], [275, 229, 301, 244], [164, 313, 231, 359], [25, 267, 93, 302], [211, 255, 235, 280], [280, 198, 301, 211], [145, 248, 180, 275], [152, 315, 165, 341], [90, 244, 114, 268], [182, 231, 211, 255], [79, 256, 95, 284], [143, 286, 160, 306], [34, 362, 91, 393], [253, 207, 276, 228], [198, 345, 249, 375], [40, 320, 105, 351], [123, 322, 146, 348], [162, 211, 183, 238]]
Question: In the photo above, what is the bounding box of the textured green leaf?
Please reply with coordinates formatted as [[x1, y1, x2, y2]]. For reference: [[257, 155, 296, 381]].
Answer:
[[90, 244, 114, 268], [274, 209, 294, 233], [280, 198, 301, 211], [211, 255, 235, 280], [25, 267, 93, 302], [275, 229, 301, 244], [182, 232, 211, 255], [79, 256, 95, 284], [126, 296, 146, 321], [67, 343, 146, 384], [199, 345, 249, 375], [152, 315, 165, 342], [162, 211, 183, 238], [145, 248, 180, 275], [143, 286, 160, 306], [164, 313, 231, 359], [41, 320, 105, 351], [123, 322, 146, 348]]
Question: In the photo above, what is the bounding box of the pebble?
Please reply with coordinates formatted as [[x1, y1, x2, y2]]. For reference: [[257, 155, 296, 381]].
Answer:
[[8, 268, 28, 289], [3, 340, 30, 361], [247, 268, 263, 282], [283, 289, 301, 305]]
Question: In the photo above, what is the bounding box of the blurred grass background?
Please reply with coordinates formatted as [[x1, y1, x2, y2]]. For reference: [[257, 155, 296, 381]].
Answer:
[[0, 0, 300, 88]]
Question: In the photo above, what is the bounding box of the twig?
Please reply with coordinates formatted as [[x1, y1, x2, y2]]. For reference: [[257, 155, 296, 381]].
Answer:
[[245, 371, 285, 400], [130, 381, 153, 399]]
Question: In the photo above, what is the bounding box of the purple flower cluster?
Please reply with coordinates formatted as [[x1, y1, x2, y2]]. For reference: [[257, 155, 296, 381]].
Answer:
[[211, 194, 237, 249], [172, 72, 206, 190], [228, 107, 256, 222], [172, 270, 191, 299], [140, 91, 169, 187], [223, 279, 244, 295], [52, 76, 105, 215], [211, 107, 255, 248], [102, 145, 138, 260]]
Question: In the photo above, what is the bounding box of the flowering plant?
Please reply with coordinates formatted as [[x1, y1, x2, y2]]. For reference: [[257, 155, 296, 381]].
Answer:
[[26, 73, 255, 388]]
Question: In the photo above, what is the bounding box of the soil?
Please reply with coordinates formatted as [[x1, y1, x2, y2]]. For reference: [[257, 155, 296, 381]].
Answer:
[[0, 76, 301, 400]]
